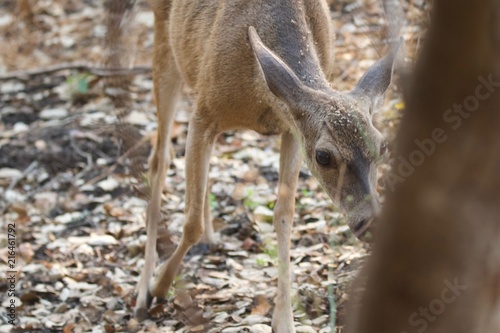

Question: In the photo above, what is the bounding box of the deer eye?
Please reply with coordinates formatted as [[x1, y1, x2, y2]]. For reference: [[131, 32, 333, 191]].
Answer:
[[315, 150, 332, 166], [379, 141, 388, 157]]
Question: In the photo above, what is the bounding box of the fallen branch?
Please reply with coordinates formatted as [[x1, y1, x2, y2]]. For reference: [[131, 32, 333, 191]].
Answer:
[[0, 63, 151, 81], [82, 133, 152, 188]]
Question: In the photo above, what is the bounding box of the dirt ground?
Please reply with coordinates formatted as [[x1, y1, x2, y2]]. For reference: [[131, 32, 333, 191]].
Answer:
[[0, 0, 426, 332]]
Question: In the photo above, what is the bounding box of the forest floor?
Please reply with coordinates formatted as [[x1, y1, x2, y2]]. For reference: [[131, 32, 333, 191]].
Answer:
[[0, 0, 425, 332]]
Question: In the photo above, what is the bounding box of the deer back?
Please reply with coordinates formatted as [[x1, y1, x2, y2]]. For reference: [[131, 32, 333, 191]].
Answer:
[[165, 0, 334, 133]]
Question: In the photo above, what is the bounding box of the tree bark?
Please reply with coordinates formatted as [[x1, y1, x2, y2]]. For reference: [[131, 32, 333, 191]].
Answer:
[[104, 0, 137, 107], [347, 1, 500, 332]]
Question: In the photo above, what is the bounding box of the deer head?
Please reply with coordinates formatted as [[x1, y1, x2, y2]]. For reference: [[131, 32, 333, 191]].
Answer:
[[249, 27, 399, 239]]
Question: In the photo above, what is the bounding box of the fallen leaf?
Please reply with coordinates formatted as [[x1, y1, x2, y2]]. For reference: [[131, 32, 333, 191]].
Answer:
[[97, 177, 120, 192], [250, 295, 271, 316], [0, 168, 22, 179], [63, 322, 75, 333], [19, 243, 34, 263]]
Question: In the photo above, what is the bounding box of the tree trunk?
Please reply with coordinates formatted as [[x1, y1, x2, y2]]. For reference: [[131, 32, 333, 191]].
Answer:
[[347, 1, 500, 332], [104, 0, 136, 108]]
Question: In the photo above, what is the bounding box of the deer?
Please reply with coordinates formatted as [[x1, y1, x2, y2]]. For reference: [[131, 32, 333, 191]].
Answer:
[[135, 0, 398, 331]]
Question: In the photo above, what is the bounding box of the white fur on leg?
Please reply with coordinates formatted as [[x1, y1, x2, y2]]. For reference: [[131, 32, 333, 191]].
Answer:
[[271, 132, 301, 333], [272, 289, 296, 333]]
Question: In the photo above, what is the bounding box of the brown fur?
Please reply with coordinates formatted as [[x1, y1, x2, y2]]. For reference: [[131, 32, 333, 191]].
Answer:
[[136, 1, 398, 331]]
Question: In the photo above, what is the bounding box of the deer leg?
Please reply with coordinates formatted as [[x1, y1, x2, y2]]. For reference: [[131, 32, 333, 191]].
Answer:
[[200, 181, 216, 244], [149, 114, 215, 299], [135, 17, 181, 320], [272, 131, 302, 333]]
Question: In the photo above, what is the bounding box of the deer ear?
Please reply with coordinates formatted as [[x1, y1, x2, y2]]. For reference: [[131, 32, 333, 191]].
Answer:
[[350, 41, 402, 115], [248, 26, 306, 110]]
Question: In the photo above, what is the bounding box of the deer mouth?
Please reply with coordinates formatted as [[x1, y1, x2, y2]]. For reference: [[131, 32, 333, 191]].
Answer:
[[352, 217, 375, 242]]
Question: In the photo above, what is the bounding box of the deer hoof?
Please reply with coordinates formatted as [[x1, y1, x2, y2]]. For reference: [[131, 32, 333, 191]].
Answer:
[[135, 290, 153, 322], [135, 307, 149, 322]]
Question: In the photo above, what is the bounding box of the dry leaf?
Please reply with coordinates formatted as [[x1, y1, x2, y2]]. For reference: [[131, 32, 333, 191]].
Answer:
[[250, 295, 271, 316], [19, 242, 34, 263], [63, 322, 75, 333]]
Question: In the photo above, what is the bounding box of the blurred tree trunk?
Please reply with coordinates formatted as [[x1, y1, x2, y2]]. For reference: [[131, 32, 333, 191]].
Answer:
[[347, 1, 500, 332], [104, 0, 136, 69], [103, 0, 146, 182], [104, 0, 136, 108]]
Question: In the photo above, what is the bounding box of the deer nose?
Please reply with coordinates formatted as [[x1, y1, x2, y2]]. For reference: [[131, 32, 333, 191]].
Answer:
[[353, 217, 375, 242]]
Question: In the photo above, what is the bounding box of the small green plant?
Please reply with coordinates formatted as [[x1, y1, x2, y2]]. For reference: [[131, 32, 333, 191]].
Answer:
[[256, 257, 268, 267], [254, 238, 279, 267], [66, 72, 91, 97], [261, 239, 278, 261], [243, 188, 259, 210], [301, 188, 313, 197], [166, 274, 185, 298], [173, 274, 185, 285], [209, 193, 218, 210], [267, 200, 275, 210], [166, 287, 176, 298]]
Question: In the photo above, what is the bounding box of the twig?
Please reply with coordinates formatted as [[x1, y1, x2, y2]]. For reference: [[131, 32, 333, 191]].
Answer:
[[82, 134, 151, 187], [70, 134, 94, 182], [1, 161, 38, 214], [8, 161, 39, 191], [0, 63, 151, 81]]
